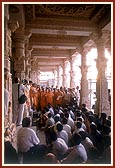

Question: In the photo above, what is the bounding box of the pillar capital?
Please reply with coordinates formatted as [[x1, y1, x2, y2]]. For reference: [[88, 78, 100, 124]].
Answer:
[[90, 30, 111, 45], [8, 20, 19, 33]]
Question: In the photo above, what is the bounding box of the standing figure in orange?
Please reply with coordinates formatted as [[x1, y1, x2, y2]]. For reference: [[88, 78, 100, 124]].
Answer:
[[55, 88, 64, 106], [45, 88, 54, 107], [53, 88, 57, 108], [40, 88, 47, 110], [29, 81, 34, 109], [32, 83, 38, 111], [37, 86, 41, 111]]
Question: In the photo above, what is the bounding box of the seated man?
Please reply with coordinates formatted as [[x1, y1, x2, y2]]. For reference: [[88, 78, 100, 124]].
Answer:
[[17, 117, 47, 163], [61, 133, 87, 164], [49, 131, 68, 161]]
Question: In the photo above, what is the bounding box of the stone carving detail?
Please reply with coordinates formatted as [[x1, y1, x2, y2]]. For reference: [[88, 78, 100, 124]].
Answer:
[[35, 4, 96, 19], [23, 4, 111, 24]]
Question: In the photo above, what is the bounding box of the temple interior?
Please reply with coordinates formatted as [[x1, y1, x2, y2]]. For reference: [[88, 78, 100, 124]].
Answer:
[[3, 3, 112, 165]]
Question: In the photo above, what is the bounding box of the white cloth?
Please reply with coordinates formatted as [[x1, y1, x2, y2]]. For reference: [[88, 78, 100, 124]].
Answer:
[[57, 130, 68, 145], [63, 124, 72, 139], [17, 127, 40, 152], [81, 137, 94, 154], [67, 117, 75, 130], [19, 84, 26, 97], [52, 138, 68, 157], [12, 83, 27, 125], [62, 143, 87, 163]]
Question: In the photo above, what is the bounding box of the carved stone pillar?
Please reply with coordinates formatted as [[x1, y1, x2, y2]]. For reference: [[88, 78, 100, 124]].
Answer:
[[25, 30, 32, 80], [70, 56, 76, 88], [13, 28, 26, 79], [37, 70, 41, 85], [62, 60, 70, 88], [14, 56, 25, 80], [62, 62, 67, 88], [30, 71, 35, 83], [80, 47, 90, 108], [25, 50, 32, 80], [4, 4, 19, 125], [4, 5, 10, 73], [53, 70, 57, 88], [93, 31, 111, 116], [57, 65, 62, 88]]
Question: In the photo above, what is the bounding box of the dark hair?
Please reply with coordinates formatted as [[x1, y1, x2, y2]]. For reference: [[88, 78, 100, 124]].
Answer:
[[79, 131, 88, 140], [90, 123, 97, 131], [102, 125, 111, 135], [105, 119, 111, 127], [48, 112, 52, 118], [64, 112, 69, 119], [82, 104, 86, 108], [54, 116, 60, 123], [101, 113, 107, 119], [62, 117, 68, 124], [50, 131, 57, 141], [14, 77, 19, 83], [72, 133, 82, 145], [56, 123, 63, 132], [22, 117, 31, 127], [76, 121, 82, 128], [77, 117, 82, 123]]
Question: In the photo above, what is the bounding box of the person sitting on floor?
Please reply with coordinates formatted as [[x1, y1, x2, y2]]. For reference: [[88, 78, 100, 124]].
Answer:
[[49, 131, 68, 161], [61, 133, 87, 164], [55, 122, 69, 145], [17, 117, 47, 163]]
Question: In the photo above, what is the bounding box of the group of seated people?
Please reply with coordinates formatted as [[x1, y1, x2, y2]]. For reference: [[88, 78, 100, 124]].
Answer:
[[4, 99, 111, 164]]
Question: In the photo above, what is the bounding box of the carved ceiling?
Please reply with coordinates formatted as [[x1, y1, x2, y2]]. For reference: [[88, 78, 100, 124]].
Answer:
[[9, 3, 111, 72]]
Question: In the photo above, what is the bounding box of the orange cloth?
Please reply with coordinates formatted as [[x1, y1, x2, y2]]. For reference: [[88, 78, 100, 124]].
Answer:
[[31, 87, 38, 109], [45, 91, 54, 106], [29, 86, 34, 107], [55, 91, 64, 106], [40, 91, 47, 110]]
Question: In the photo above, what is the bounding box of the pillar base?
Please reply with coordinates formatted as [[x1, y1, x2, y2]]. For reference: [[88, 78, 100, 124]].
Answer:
[[95, 100, 111, 117]]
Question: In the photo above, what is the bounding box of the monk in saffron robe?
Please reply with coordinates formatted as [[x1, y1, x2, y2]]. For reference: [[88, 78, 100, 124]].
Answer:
[[45, 88, 54, 106], [55, 89, 64, 106], [40, 88, 47, 110]]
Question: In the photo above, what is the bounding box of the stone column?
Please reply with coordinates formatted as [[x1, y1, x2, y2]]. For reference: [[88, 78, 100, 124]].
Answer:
[[4, 6, 19, 94], [57, 65, 62, 88], [4, 4, 19, 125], [62, 62, 66, 88], [62, 60, 70, 88], [25, 50, 32, 80], [25, 30, 32, 80], [70, 56, 76, 88], [80, 47, 90, 108], [92, 31, 111, 116], [36, 70, 40, 85], [53, 70, 57, 88], [13, 28, 26, 80]]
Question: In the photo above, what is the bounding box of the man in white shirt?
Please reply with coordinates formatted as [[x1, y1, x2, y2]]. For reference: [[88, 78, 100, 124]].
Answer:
[[56, 122, 69, 145], [62, 117, 72, 141], [61, 133, 87, 164], [17, 117, 47, 163], [49, 131, 68, 160], [12, 78, 27, 126]]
